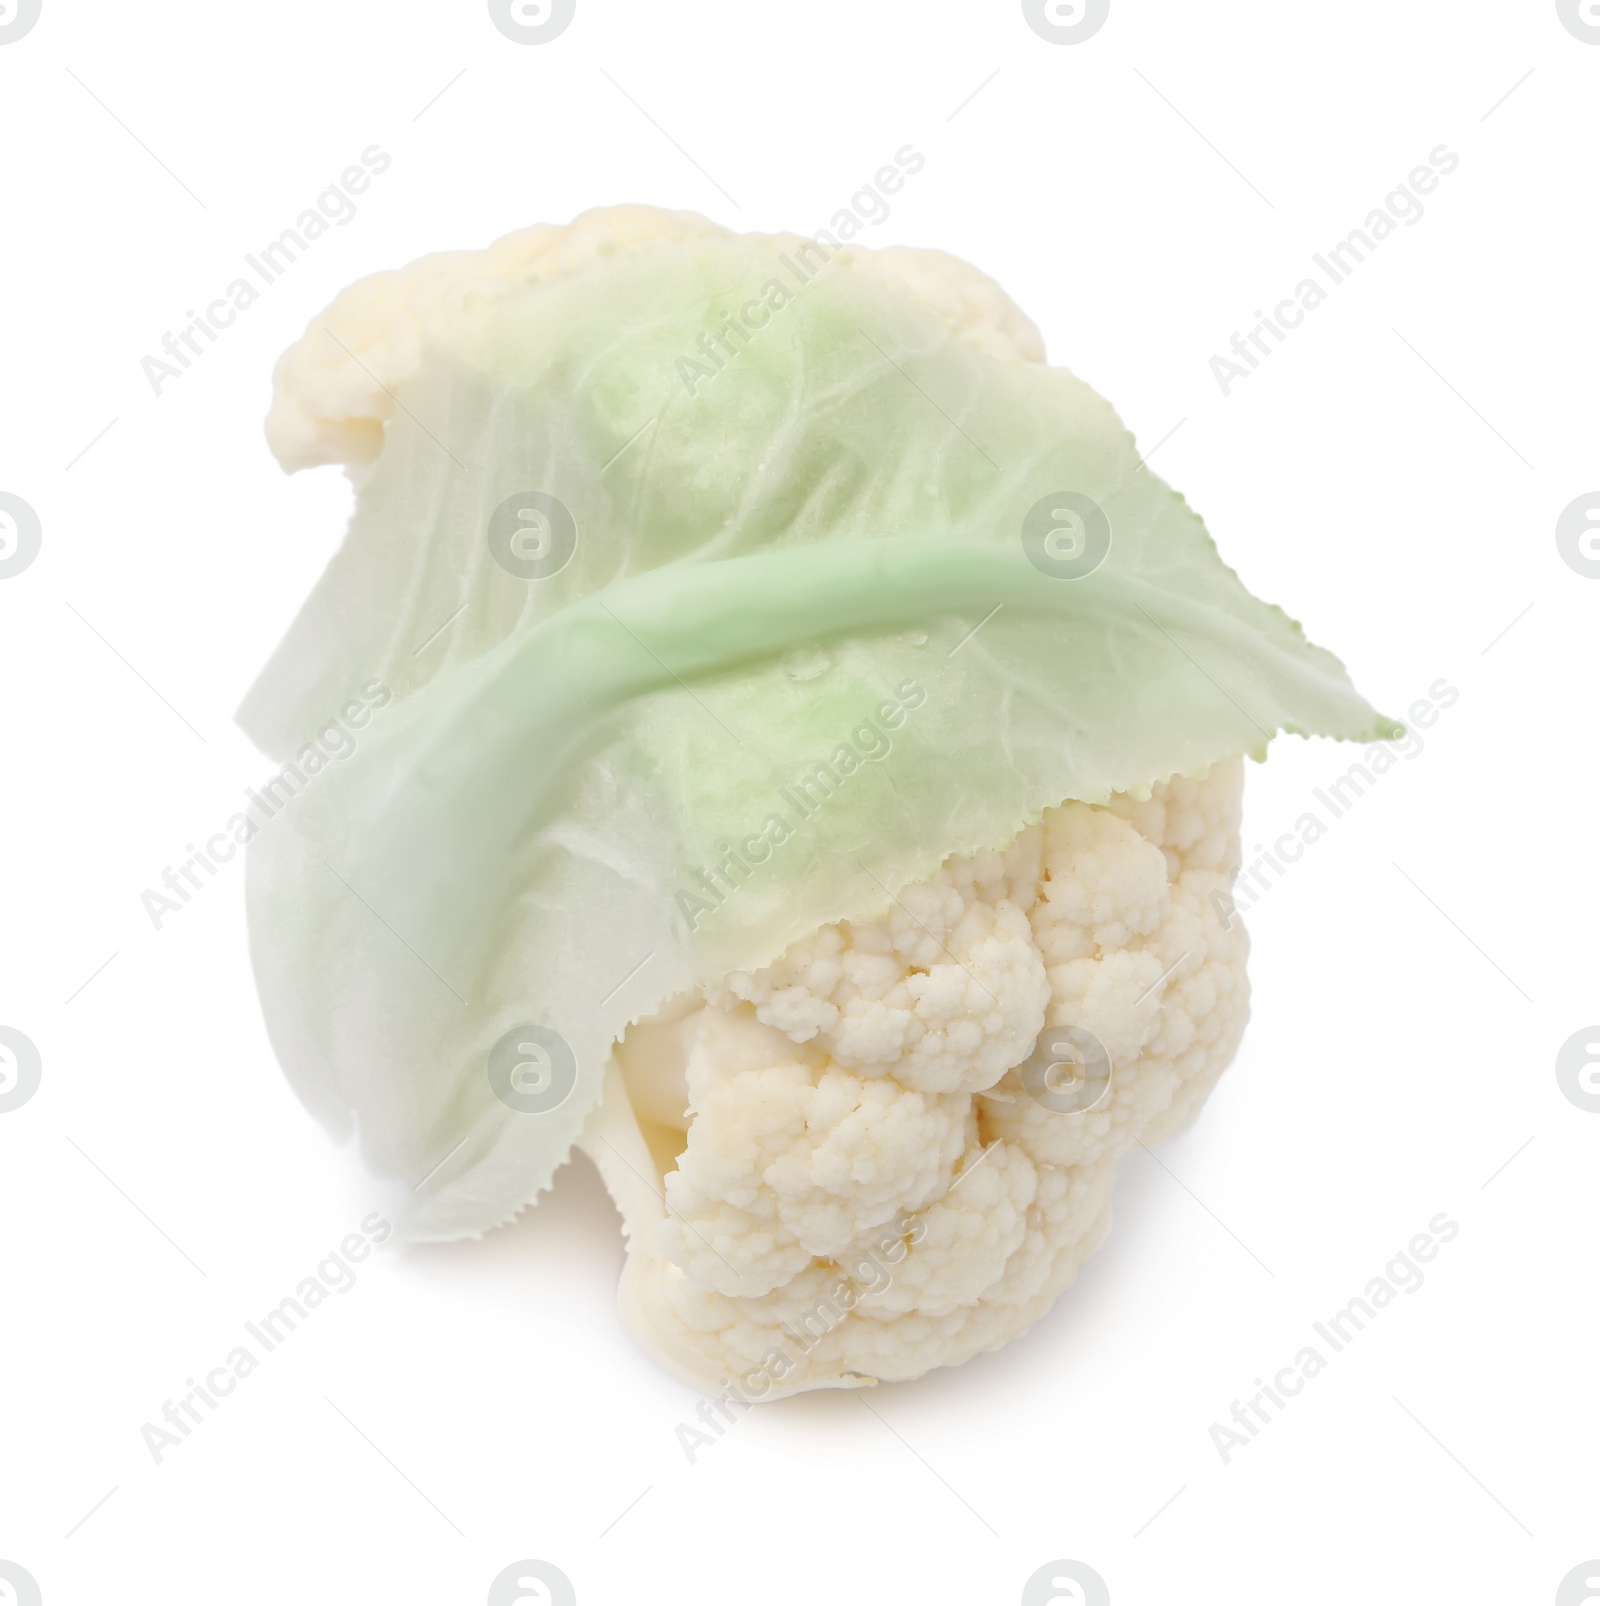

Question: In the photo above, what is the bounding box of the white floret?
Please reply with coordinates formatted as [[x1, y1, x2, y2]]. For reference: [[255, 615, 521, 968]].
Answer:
[[587, 759, 1250, 1398], [713, 837, 1051, 1097]]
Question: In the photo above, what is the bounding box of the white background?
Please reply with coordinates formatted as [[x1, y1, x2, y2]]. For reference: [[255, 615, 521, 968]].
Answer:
[[1, 2, 1596, 1603]]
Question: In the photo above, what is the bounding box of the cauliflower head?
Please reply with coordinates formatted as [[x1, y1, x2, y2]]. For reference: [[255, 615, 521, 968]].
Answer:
[[241, 204, 1392, 1400], [587, 759, 1247, 1398]]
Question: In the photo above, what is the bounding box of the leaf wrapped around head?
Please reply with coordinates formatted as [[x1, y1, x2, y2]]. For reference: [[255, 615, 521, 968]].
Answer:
[[240, 219, 1395, 1240]]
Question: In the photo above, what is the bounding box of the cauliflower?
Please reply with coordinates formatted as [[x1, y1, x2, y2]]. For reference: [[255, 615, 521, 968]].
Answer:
[[238, 206, 1394, 1398], [588, 761, 1246, 1396]]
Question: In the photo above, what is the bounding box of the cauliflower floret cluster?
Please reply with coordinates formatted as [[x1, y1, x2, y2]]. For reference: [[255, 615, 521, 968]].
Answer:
[[593, 760, 1249, 1398]]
